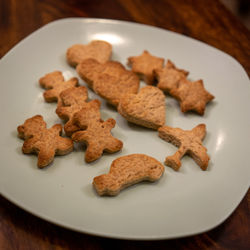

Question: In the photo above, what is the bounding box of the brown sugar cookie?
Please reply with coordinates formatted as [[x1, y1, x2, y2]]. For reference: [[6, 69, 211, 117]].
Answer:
[[127, 50, 164, 84], [155, 60, 189, 93], [118, 86, 166, 129], [56, 86, 88, 136], [76, 58, 130, 89], [93, 71, 140, 107], [76, 58, 101, 88], [66, 40, 112, 67], [72, 99, 102, 130], [158, 124, 210, 171], [39, 71, 78, 102], [93, 154, 165, 196], [77, 58, 140, 106], [170, 78, 214, 115], [17, 115, 73, 168], [72, 118, 123, 163]]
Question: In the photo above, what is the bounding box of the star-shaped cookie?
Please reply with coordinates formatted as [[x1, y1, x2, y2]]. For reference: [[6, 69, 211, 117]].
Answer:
[[39, 71, 78, 102], [170, 79, 214, 115], [155, 60, 189, 93], [17, 115, 73, 168], [128, 50, 164, 84], [158, 124, 210, 171], [72, 118, 123, 163]]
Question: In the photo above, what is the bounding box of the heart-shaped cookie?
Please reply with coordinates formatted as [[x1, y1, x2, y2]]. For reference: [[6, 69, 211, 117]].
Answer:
[[76, 59, 140, 106], [118, 86, 166, 129], [93, 71, 140, 107], [66, 40, 112, 67]]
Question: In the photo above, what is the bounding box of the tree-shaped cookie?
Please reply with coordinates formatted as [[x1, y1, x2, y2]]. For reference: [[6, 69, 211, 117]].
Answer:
[[170, 78, 214, 115], [17, 115, 73, 168], [39, 71, 78, 102], [158, 124, 210, 171], [93, 154, 165, 196], [155, 60, 189, 93], [56, 86, 88, 136], [66, 40, 112, 67], [127, 50, 164, 84], [72, 118, 123, 163], [118, 86, 166, 129]]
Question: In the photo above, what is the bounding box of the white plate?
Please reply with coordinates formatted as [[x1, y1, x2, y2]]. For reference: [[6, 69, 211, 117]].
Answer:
[[0, 18, 249, 240]]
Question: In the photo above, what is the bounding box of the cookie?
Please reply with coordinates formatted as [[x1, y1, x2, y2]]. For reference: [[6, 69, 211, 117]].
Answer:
[[118, 86, 166, 129], [66, 40, 112, 67], [127, 50, 164, 84], [170, 78, 214, 115], [17, 115, 73, 168], [39, 71, 78, 102], [93, 71, 140, 107], [72, 99, 102, 130], [155, 60, 189, 93], [77, 58, 140, 106], [93, 154, 165, 196], [56, 86, 88, 136], [72, 118, 123, 163], [158, 124, 210, 171], [76, 58, 130, 89]]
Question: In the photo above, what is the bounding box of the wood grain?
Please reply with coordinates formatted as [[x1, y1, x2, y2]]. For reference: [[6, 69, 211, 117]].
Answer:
[[1, 0, 250, 75], [0, 0, 249, 249]]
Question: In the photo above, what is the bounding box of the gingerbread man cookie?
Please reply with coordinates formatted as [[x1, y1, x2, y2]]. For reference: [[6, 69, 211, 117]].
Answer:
[[72, 118, 123, 163], [17, 115, 73, 168], [56, 86, 88, 136], [39, 71, 78, 103], [72, 99, 102, 130]]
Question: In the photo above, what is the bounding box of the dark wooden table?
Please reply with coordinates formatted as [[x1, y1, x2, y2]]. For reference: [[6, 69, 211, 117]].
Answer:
[[0, 0, 249, 249]]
